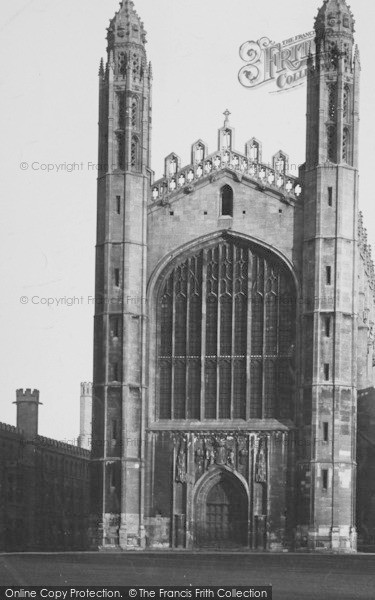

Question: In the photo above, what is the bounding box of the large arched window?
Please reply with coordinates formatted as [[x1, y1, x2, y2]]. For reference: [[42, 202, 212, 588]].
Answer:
[[157, 238, 296, 421]]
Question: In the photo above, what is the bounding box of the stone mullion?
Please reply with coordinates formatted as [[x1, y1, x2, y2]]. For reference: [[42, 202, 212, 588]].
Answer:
[[261, 258, 267, 419], [171, 270, 176, 419], [200, 251, 208, 420], [250, 433, 256, 549], [171, 437, 177, 548], [246, 250, 253, 420], [230, 247, 236, 420], [276, 273, 281, 417], [216, 245, 222, 419], [185, 261, 191, 420]]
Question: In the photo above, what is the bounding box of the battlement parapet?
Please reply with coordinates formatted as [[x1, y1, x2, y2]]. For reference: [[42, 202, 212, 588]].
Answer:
[[151, 146, 302, 205], [36, 435, 90, 458], [16, 388, 40, 403], [0, 421, 23, 436]]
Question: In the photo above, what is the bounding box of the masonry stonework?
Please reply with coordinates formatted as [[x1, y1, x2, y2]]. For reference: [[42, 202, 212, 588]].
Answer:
[[90, 0, 375, 552]]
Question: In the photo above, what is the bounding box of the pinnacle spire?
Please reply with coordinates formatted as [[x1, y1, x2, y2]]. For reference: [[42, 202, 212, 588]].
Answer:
[[98, 57, 104, 77], [223, 109, 231, 127], [107, 0, 147, 49], [315, 0, 355, 36]]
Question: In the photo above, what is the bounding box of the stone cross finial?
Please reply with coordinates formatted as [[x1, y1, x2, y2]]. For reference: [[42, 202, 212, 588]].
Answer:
[[223, 109, 231, 127]]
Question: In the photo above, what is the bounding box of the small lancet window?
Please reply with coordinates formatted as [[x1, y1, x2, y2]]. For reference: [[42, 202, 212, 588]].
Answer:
[[325, 317, 331, 338], [322, 469, 329, 490], [328, 187, 333, 207], [221, 185, 233, 217], [114, 268, 120, 287]]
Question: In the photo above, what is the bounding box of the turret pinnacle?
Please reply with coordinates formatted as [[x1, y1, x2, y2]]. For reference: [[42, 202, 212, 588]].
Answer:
[[98, 57, 104, 77], [315, 0, 355, 37], [107, 0, 147, 51]]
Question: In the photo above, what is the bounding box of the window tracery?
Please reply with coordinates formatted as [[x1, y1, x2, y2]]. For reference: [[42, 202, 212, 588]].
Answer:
[[157, 240, 296, 421], [131, 135, 139, 169]]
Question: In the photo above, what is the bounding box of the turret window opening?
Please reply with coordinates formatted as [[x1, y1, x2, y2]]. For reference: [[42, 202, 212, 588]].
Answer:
[[118, 94, 126, 129], [131, 136, 139, 169], [328, 83, 337, 121], [322, 469, 329, 490], [131, 97, 138, 129], [114, 268, 120, 287], [221, 185, 233, 217], [325, 317, 331, 338], [118, 52, 127, 77]]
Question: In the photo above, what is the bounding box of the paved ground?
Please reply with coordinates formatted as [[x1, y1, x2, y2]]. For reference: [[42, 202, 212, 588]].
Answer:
[[1, 552, 375, 599]]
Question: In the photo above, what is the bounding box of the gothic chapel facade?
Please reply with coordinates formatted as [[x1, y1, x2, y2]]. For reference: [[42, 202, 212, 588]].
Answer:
[[91, 0, 375, 552]]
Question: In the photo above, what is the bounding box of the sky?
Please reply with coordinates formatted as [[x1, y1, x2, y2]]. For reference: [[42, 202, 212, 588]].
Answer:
[[0, 0, 374, 442]]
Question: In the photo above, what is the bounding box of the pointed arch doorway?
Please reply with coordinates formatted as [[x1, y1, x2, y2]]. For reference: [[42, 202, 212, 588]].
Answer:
[[194, 469, 248, 548]]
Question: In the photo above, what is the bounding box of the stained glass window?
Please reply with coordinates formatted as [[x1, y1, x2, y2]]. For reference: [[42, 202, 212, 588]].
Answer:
[[157, 239, 296, 421]]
